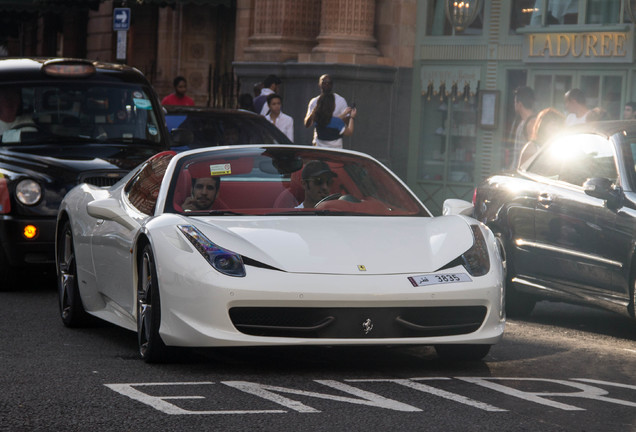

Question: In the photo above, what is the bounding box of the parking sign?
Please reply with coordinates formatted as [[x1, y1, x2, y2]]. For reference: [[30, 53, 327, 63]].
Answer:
[[113, 8, 131, 31]]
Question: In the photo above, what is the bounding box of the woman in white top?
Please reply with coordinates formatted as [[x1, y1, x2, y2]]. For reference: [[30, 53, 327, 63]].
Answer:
[[265, 93, 294, 142]]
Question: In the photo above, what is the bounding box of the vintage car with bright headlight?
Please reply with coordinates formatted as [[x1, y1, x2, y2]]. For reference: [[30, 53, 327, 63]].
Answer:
[[0, 57, 169, 287], [56, 145, 505, 363]]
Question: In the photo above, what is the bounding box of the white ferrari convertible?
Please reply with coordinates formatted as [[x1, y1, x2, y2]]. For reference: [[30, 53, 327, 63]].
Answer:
[[56, 145, 505, 362]]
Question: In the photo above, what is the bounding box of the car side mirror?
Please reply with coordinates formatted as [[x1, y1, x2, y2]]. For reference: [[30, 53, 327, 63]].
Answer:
[[87, 198, 138, 230], [583, 177, 614, 200], [442, 198, 474, 216], [583, 177, 621, 208], [170, 128, 194, 146]]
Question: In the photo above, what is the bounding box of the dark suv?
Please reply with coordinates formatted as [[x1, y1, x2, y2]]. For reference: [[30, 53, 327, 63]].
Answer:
[[0, 58, 169, 287]]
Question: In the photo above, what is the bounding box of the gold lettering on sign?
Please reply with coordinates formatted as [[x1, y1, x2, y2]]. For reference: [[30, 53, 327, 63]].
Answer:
[[571, 34, 583, 57], [556, 34, 569, 56], [527, 32, 628, 59], [585, 34, 598, 57], [544, 35, 553, 56], [615, 33, 626, 54]]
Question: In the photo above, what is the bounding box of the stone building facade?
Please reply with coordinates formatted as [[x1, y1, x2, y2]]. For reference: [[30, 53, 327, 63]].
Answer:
[[0, 0, 416, 178], [233, 0, 417, 176]]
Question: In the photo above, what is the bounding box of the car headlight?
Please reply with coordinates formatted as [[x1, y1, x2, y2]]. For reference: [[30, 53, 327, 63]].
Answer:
[[178, 225, 246, 277], [16, 179, 42, 206], [461, 225, 490, 276]]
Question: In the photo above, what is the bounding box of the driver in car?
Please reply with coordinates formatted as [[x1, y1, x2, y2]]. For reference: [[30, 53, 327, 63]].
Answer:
[[0, 87, 31, 135], [182, 176, 220, 211], [296, 160, 338, 208]]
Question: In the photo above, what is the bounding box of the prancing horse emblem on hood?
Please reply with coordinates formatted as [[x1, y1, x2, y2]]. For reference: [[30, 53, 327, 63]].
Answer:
[[362, 318, 373, 334]]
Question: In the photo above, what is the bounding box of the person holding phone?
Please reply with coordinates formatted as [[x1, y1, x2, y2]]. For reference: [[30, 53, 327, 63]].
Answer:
[[305, 93, 356, 148], [304, 74, 348, 145]]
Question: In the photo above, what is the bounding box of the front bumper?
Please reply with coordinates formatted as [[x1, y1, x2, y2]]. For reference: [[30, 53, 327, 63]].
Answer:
[[0, 215, 56, 266], [156, 263, 506, 348]]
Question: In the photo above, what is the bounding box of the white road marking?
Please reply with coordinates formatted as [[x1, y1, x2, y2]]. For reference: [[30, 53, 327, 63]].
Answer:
[[349, 378, 505, 412], [104, 382, 284, 415], [223, 380, 421, 413], [458, 377, 636, 410], [105, 377, 636, 415]]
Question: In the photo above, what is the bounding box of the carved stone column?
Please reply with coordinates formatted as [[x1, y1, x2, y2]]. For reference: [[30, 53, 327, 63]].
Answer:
[[244, 0, 321, 62], [307, 0, 381, 63]]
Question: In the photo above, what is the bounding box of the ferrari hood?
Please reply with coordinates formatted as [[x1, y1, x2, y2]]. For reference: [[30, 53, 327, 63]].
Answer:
[[191, 215, 475, 275]]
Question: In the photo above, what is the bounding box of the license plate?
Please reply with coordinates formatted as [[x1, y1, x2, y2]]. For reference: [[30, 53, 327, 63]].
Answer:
[[408, 273, 472, 287]]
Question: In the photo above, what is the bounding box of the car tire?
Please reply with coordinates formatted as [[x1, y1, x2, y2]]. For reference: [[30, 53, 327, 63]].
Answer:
[[137, 243, 172, 363], [497, 234, 536, 318], [434, 344, 491, 361], [57, 221, 91, 327]]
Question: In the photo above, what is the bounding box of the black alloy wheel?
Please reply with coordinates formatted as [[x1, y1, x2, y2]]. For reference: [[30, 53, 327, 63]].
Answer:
[[57, 221, 90, 327], [137, 243, 171, 363]]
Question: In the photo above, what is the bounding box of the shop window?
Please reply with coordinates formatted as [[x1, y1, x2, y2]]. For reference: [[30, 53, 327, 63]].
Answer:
[[418, 95, 477, 183], [586, 0, 621, 24], [426, 0, 483, 36], [511, 0, 623, 30]]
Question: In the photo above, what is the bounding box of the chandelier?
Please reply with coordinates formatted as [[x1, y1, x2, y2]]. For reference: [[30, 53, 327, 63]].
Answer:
[[444, 0, 482, 33]]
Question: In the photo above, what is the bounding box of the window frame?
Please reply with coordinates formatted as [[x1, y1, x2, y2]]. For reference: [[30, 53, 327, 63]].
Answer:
[[512, 0, 628, 32]]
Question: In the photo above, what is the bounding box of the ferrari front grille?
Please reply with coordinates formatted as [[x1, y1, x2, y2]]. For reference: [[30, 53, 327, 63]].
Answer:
[[229, 306, 487, 339]]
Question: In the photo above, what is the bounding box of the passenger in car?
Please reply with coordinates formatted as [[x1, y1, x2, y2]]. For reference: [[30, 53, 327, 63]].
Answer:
[[0, 87, 31, 135], [296, 160, 338, 208], [182, 176, 220, 211]]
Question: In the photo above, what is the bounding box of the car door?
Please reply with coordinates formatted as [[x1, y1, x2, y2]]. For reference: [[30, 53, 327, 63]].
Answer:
[[91, 152, 173, 315], [593, 136, 636, 302], [90, 194, 142, 317], [527, 133, 619, 297]]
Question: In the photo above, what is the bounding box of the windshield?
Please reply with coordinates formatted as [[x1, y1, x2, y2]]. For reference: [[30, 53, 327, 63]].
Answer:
[[0, 83, 164, 146], [166, 147, 429, 217]]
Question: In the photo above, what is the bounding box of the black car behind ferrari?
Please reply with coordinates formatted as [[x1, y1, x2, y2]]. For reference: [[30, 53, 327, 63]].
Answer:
[[0, 58, 169, 287], [165, 106, 293, 150], [469, 120, 636, 320]]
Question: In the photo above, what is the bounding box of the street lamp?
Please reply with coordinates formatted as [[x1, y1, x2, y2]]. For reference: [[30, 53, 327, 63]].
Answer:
[[445, 0, 482, 33]]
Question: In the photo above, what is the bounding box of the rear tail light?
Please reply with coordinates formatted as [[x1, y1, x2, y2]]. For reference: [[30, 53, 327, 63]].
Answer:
[[0, 177, 10, 214], [472, 187, 477, 207]]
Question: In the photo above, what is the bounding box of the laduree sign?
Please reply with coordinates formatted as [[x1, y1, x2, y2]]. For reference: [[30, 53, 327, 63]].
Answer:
[[523, 29, 634, 63]]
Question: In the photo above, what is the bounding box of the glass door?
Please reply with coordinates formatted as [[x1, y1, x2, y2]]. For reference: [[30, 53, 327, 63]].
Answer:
[[531, 73, 572, 112]]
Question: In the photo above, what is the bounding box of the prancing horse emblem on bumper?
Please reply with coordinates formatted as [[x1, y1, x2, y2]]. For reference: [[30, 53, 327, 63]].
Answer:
[[362, 318, 373, 334]]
